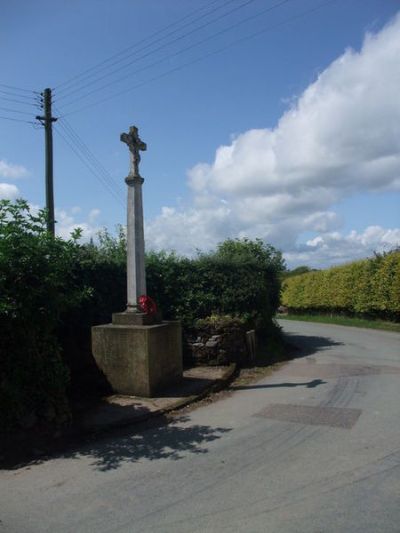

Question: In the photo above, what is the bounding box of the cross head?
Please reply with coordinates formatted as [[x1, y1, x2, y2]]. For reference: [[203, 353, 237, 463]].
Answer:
[[120, 125, 147, 177]]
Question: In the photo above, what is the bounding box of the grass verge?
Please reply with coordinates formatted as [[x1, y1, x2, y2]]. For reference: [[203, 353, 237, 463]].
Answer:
[[277, 314, 400, 333]]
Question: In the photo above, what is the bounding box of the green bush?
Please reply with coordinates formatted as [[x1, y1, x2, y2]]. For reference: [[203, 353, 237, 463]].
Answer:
[[281, 251, 400, 321], [146, 238, 283, 329], [0, 200, 88, 430]]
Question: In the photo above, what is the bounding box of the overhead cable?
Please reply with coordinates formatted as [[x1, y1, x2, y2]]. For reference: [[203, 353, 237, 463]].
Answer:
[[0, 114, 35, 124], [58, 116, 123, 195], [0, 88, 38, 100], [56, 0, 258, 104], [0, 106, 37, 116], [61, 0, 338, 118], [59, 0, 291, 110], [54, 0, 233, 93], [54, 118, 124, 207], [0, 83, 38, 94], [0, 95, 40, 108]]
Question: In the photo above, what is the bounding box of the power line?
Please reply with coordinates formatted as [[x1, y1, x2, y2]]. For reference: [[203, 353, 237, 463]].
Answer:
[[59, 0, 290, 110], [58, 115, 123, 196], [56, 0, 258, 104], [54, 119, 124, 207], [0, 83, 38, 94], [0, 106, 37, 116], [54, 0, 232, 93], [55, 0, 237, 97], [0, 95, 40, 108], [0, 114, 35, 124], [62, 0, 336, 118], [0, 88, 38, 100], [55, 124, 124, 207]]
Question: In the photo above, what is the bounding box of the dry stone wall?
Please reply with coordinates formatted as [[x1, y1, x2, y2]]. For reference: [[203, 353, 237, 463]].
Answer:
[[184, 318, 249, 366]]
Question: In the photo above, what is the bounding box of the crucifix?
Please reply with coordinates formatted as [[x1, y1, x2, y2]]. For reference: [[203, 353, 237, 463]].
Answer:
[[91, 125, 182, 398], [120, 125, 147, 312], [120, 126, 147, 178]]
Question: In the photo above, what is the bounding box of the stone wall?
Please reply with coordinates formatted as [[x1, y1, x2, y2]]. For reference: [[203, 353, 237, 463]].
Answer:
[[184, 317, 249, 366]]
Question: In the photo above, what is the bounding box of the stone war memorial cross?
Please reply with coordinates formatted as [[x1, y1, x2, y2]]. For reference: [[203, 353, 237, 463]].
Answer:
[[120, 126, 147, 315], [91, 125, 182, 397]]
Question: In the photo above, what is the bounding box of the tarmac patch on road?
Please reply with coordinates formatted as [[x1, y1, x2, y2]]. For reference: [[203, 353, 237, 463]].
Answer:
[[255, 403, 362, 429]]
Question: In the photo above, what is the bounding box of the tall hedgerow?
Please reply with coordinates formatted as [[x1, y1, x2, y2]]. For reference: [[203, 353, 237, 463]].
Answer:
[[281, 251, 400, 321]]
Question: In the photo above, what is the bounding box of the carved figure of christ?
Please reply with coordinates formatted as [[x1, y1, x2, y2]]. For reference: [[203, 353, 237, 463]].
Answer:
[[120, 126, 147, 177]]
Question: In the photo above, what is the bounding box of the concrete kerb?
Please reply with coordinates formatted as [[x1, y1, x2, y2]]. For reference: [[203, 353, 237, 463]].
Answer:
[[161, 363, 239, 414], [77, 363, 238, 436]]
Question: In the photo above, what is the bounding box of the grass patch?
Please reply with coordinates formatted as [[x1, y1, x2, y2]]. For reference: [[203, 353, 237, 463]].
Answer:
[[277, 314, 400, 333]]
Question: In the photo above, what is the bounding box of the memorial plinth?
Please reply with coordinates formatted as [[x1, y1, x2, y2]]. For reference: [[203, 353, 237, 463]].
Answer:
[[91, 124, 182, 397], [92, 318, 182, 397]]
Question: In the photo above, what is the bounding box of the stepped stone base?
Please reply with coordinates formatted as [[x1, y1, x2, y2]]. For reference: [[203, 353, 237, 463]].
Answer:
[[92, 319, 182, 397]]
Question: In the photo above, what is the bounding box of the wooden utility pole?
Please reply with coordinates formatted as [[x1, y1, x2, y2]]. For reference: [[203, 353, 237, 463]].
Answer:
[[36, 88, 57, 235]]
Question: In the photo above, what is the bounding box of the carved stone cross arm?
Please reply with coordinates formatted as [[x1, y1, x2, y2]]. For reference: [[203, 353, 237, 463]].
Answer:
[[120, 125, 147, 177]]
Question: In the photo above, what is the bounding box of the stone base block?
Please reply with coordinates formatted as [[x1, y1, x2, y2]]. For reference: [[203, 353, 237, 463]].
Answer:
[[92, 321, 182, 397], [112, 311, 161, 326]]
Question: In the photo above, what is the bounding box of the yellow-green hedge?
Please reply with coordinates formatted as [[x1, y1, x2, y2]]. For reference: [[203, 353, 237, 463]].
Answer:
[[281, 251, 400, 320]]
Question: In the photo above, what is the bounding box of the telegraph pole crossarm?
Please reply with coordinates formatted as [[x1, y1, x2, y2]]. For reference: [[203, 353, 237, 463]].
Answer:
[[36, 88, 57, 236]]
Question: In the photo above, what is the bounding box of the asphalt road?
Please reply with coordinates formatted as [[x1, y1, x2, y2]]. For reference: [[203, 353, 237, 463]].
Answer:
[[1, 320, 399, 533]]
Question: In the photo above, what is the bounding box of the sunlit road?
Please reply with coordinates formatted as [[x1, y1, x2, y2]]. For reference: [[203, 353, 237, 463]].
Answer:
[[1, 320, 399, 532]]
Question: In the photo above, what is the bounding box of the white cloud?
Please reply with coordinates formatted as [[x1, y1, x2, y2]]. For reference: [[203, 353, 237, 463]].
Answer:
[[285, 226, 400, 268], [191, 14, 400, 200], [0, 183, 19, 200], [146, 201, 235, 255], [146, 14, 400, 267], [0, 160, 29, 179], [88, 208, 101, 224], [55, 207, 101, 241]]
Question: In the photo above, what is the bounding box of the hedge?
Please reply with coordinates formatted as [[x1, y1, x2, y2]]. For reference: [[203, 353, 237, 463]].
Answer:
[[146, 250, 281, 328], [0, 200, 87, 430], [281, 251, 400, 321], [1, 202, 283, 430]]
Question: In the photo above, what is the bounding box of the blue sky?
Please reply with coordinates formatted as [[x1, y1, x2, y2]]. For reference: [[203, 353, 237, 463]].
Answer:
[[1, 0, 399, 268]]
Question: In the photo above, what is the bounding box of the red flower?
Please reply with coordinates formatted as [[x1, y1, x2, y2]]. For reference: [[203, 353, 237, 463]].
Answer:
[[138, 295, 158, 316]]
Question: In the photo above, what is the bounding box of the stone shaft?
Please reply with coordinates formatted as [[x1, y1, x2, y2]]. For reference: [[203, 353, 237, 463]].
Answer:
[[126, 175, 146, 311]]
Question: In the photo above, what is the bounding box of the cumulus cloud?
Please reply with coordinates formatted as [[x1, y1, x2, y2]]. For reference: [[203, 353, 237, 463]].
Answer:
[[146, 14, 400, 266], [0, 183, 19, 200], [56, 207, 101, 241], [0, 160, 28, 179], [285, 226, 400, 268], [190, 14, 400, 199], [0, 159, 27, 201]]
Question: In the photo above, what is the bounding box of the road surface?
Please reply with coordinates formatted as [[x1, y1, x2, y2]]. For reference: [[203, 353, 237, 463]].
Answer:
[[1, 320, 399, 532]]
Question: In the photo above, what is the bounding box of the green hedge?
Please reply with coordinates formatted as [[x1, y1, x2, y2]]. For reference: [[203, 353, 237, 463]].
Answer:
[[1, 202, 283, 431], [281, 251, 400, 321], [146, 249, 281, 328], [0, 200, 87, 430], [60, 240, 282, 398]]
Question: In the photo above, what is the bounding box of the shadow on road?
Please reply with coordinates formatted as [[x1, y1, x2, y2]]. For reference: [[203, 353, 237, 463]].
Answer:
[[282, 332, 344, 359], [61, 415, 231, 472], [1, 413, 232, 473], [231, 379, 327, 391]]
